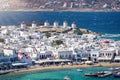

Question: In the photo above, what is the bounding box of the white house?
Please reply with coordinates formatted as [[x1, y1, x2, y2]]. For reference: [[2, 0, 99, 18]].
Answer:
[[56, 50, 73, 59], [81, 34, 97, 40], [98, 48, 116, 62], [73, 49, 89, 61], [19, 31, 30, 38], [1, 29, 9, 35], [3, 49, 18, 62], [90, 50, 99, 62], [37, 51, 52, 59]]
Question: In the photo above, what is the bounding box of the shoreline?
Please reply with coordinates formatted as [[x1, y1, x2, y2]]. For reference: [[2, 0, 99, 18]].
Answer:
[[0, 9, 120, 12], [11, 63, 120, 74]]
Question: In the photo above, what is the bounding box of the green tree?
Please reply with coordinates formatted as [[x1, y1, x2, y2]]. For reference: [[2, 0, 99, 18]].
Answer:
[[52, 40, 63, 46], [74, 28, 82, 35], [22, 45, 28, 48]]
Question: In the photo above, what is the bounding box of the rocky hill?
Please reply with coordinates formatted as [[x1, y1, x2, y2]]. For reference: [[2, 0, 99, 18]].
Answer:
[[0, 0, 120, 11]]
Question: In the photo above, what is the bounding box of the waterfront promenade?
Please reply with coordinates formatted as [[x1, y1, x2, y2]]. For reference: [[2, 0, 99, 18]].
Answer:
[[11, 63, 120, 74]]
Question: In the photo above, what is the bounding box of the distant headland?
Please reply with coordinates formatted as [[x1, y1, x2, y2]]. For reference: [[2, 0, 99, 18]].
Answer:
[[19, 21, 101, 36], [0, 0, 120, 12]]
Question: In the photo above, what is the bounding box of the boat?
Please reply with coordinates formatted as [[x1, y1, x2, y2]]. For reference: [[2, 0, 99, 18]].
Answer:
[[98, 71, 112, 78], [109, 67, 114, 70], [84, 73, 98, 77], [0, 71, 9, 75], [113, 72, 120, 77], [113, 67, 120, 72], [77, 69, 83, 72], [84, 72, 105, 77], [64, 76, 71, 80], [108, 67, 120, 72]]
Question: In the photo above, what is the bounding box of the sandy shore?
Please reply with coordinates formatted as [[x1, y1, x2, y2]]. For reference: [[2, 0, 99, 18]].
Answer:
[[12, 63, 120, 74]]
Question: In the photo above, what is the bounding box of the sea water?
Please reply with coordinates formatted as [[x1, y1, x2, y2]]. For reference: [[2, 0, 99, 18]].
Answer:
[[0, 67, 119, 80]]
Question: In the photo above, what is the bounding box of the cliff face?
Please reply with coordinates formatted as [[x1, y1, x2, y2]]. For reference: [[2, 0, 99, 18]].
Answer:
[[0, 0, 120, 11]]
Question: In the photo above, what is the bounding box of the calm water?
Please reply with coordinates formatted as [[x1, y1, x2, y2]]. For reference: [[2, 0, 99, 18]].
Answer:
[[0, 67, 119, 80]]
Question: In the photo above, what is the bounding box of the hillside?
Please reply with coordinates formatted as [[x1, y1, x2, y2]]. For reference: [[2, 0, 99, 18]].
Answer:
[[0, 0, 120, 11]]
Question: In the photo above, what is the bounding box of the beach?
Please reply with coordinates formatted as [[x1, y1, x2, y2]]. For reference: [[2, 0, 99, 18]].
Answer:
[[1, 63, 120, 80], [12, 63, 120, 74]]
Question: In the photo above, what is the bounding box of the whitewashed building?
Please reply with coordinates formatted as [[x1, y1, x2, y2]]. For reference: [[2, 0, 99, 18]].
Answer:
[[21, 21, 26, 29], [18, 51, 32, 64], [37, 51, 52, 59], [90, 50, 99, 62], [44, 20, 50, 27], [53, 21, 59, 27], [3, 49, 18, 62], [98, 48, 116, 62], [1, 29, 9, 35], [32, 21, 37, 28], [71, 22, 76, 29], [73, 49, 89, 61], [63, 21, 68, 28], [57, 51, 73, 59]]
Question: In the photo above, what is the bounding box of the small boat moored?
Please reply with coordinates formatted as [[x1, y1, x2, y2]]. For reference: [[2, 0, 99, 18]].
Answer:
[[84, 71, 111, 77], [64, 76, 71, 80], [113, 72, 120, 77], [109, 67, 114, 70], [84, 72, 104, 77], [77, 69, 83, 72], [0, 71, 10, 75], [98, 71, 112, 78]]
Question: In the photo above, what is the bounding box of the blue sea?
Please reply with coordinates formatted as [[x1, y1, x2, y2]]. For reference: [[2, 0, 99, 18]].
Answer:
[[0, 67, 119, 80], [0, 11, 120, 40]]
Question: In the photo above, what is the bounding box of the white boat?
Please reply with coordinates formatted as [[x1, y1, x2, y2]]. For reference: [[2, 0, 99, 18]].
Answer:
[[98, 71, 112, 78], [77, 69, 83, 72], [64, 76, 71, 80], [114, 67, 120, 70], [113, 72, 120, 77], [0, 71, 9, 75], [109, 67, 114, 70], [109, 67, 120, 71]]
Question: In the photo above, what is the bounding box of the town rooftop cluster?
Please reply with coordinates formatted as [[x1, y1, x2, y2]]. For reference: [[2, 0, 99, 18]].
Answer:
[[0, 21, 120, 69]]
